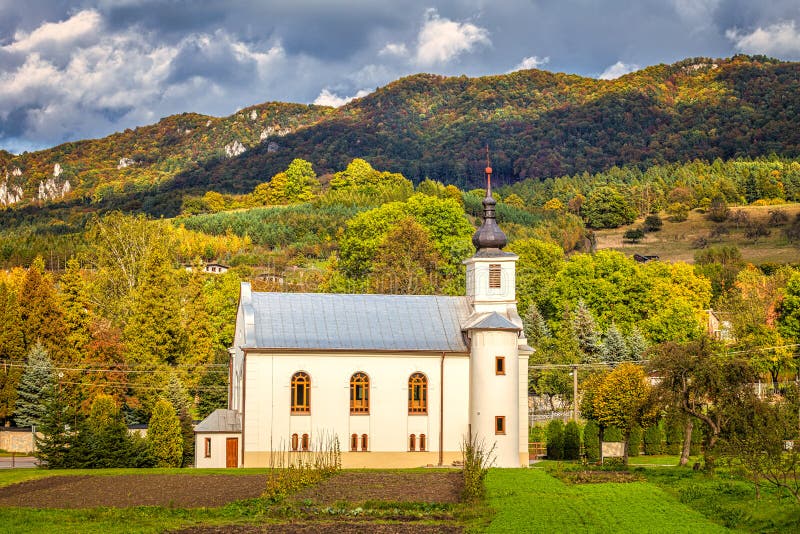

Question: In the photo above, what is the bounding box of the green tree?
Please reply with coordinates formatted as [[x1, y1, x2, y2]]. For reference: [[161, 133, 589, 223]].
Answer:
[[628, 425, 643, 457], [601, 324, 628, 363], [197, 349, 229, 419], [572, 300, 601, 362], [253, 158, 319, 205], [182, 267, 215, 392], [666, 202, 689, 222], [546, 419, 564, 460], [14, 343, 56, 428], [563, 420, 581, 460], [523, 302, 551, 345], [583, 420, 600, 462], [707, 194, 730, 222], [623, 228, 645, 243], [148, 398, 183, 467], [643, 424, 664, 455], [583, 186, 637, 229], [507, 238, 564, 317], [367, 217, 442, 295], [34, 392, 75, 468], [626, 327, 648, 361], [70, 394, 137, 468], [643, 214, 663, 232]]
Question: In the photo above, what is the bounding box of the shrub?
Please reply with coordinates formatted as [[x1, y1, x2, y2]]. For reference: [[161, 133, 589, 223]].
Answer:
[[665, 418, 684, 455], [643, 424, 664, 455], [768, 209, 789, 226], [623, 228, 645, 243], [643, 214, 663, 232], [707, 195, 730, 222], [628, 425, 643, 457], [563, 421, 581, 460], [604, 426, 623, 442], [461, 434, 496, 503], [583, 420, 600, 463], [529, 425, 545, 443], [546, 419, 565, 460], [666, 202, 689, 222]]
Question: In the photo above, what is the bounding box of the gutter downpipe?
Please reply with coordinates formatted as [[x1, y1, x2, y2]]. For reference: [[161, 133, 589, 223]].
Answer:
[[439, 351, 445, 467], [241, 350, 247, 468]]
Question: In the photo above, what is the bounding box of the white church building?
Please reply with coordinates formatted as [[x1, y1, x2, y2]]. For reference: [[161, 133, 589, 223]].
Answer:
[[195, 166, 531, 468]]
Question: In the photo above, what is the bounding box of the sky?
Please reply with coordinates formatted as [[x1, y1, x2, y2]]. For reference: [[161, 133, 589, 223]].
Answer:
[[1, 0, 799, 154]]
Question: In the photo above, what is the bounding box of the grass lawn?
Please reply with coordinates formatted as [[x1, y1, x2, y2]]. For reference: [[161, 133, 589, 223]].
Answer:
[[595, 203, 800, 264], [485, 468, 730, 533]]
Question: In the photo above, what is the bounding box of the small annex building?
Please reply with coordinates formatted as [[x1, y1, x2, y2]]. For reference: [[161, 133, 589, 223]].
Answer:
[[195, 166, 531, 468]]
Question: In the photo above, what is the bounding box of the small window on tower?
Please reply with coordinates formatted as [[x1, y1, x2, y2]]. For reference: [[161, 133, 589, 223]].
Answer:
[[495, 356, 505, 375], [489, 264, 501, 288], [495, 416, 506, 435]]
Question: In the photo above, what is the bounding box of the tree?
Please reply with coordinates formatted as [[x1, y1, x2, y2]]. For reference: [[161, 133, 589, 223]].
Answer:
[[367, 217, 442, 295], [601, 324, 628, 363], [643, 214, 663, 232], [666, 202, 689, 222], [34, 392, 75, 468], [647, 339, 757, 469], [18, 257, 68, 356], [623, 228, 645, 243], [14, 343, 56, 428], [583, 186, 637, 229], [0, 282, 24, 424], [572, 300, 601, 362], [523, 302, 550, 345], [70, 394, 137, 468], [591, 363, 653, 464], [583, 420, 600, 462], [563, 421, 581, 460], [546, 419, 564, 460], [197, 349, 229, 420], [707, 194, 730, 222], [148, 399, 183, 467], [182, 267, 215, 392], [626, 327, 648, 361], [507, 238, 564, 317], [253, 158, 319, 205]]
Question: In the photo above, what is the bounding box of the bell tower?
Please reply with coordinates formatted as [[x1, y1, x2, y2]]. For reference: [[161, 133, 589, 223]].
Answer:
[[464, 151, 528, 467]]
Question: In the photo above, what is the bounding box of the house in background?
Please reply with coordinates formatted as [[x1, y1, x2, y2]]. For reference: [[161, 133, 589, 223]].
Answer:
[[195, 166, 530, 468]]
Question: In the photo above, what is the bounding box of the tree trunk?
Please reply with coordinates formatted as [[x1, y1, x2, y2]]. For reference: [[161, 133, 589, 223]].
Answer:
[[679, 418, 693, 467]]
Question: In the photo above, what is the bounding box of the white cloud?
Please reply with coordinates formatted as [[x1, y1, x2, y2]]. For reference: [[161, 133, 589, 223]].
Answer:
[[379, 42, 408, 57], [415, 9, 490, 66], [313, 88, 371, 108], [509, 55, 549, 72], [726, 20, 800, 57], [671, 0, 720, 27], [598, 61, 640, 80], [5, 10, 103, 53]]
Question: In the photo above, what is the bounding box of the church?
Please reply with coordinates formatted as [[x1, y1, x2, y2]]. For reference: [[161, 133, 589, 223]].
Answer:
[[195, 165, 531, 468]]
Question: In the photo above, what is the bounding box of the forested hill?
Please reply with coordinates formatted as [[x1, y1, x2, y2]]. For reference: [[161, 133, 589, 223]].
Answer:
[[1, 54, 799, 217]]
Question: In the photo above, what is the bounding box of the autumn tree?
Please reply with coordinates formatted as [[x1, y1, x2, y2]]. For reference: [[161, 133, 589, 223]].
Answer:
[[18, 257, 68, 357], [181, 266, 215, 392], [590, 363, 653, 464], [70, 394, 137, 468], [0, 282, 24, 424], [253, 158, 319, 205], [367, 217, 442, 294]]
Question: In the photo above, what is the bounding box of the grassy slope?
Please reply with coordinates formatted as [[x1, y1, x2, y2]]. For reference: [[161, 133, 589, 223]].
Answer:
[[485, 468, 729, 533], [595, 203, 800, 264]]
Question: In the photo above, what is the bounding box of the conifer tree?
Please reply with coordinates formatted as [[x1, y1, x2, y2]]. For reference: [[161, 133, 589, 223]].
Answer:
[[71, 394, 135, 468], [148, 398, 183, 467], [165, 372, 192, 416], [601, 324, 628, 364], [178, 407, 195, 467], [59, 258, 92, 351], [572, 300, 601, 362], [626, 326, 648, 361], [0, 282, 24, 424], [182, 266, 215, 392], [197, 349, 229, 420], [14, 342, 56, 428], [523, 302, 551, 345], [18, 257, 68, 356], [34, 392, 75, 468]]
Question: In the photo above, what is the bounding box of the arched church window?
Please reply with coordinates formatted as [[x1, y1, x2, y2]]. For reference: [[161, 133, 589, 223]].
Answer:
[[419, 434, 426, 451], [361, 434, 368, 451], [350, 372, 370, 414], [409, 434, 416, 451], [291, 433, 299, 451], [350, 434, 358, 451], [408, 372, 428, 414], [302, 433, 310, 451], [291, 372, 310, 414]]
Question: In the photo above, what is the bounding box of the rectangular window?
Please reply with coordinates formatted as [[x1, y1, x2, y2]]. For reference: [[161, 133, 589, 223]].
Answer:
[[204, 438, 211, 458], [495, 416, 506, 435], [495, 356, 505, 375], [489, 264, 502, 289]]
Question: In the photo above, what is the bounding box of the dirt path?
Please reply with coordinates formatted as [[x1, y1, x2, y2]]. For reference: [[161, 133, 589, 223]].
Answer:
[[0, 474, 268, 508]]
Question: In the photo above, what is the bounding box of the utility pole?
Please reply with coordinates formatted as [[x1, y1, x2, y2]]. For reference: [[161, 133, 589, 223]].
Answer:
[[572, 364, 578, 421]]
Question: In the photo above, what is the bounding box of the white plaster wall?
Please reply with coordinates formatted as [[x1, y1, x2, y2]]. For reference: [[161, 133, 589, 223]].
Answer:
[[242, 351, 470, 462], [464, 257, 517, 314], [195, 433, 241, 468], [518, 354, 529, 457], [469, 330, 521, 467]]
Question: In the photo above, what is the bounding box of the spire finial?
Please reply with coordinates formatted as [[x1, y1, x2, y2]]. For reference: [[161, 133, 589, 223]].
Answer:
[[472, 145, 507, 252]]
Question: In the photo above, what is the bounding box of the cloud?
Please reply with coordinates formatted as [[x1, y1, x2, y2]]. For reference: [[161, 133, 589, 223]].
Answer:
[[726, 20, 800, 57], [509, 55, 549, 72], [379, 43, 408, 57], [5, 10, 102, 54], [671, 0, 720, 27], [313, 88, 371, 108], [598, 61, 640, 80], [415, 9, 490, 66]]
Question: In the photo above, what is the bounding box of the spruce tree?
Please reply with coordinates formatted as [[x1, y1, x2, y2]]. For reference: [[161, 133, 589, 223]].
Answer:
[[148, 398, 183, 467], [572, 300, 601, 362], [59, 258, 92, 351], [523, 302, 551, 345], [626, 326, 648, 361], [179, 407, 195, 467], [0, 282, 24, 424], [182, 266, 215, 392], [14, 342, 56, 428], [35, 393, 76, 468], [601, 324, 627, 364], [583, 420, 600, 462], [563, 421, 581, 460], [197, 349, 229, 420], [71, 394, 134, 468]]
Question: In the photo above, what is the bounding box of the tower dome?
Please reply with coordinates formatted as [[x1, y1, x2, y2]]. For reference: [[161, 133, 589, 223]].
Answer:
[[472, 162, 508, 252]]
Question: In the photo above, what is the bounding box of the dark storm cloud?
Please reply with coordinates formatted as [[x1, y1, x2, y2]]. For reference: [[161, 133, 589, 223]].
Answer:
[[1, 0, 799, 152]]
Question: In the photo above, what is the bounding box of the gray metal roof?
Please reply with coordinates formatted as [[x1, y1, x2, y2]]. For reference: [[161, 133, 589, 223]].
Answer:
[[244, 290, 471, 352], [463, 311, 521, 331], [194, 409, 241, 433]]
